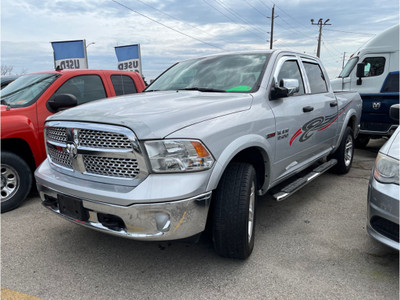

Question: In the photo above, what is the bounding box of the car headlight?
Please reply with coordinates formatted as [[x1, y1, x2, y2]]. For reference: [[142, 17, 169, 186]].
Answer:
[[373, 152, 399, 185], [144, 140, 214, 173]]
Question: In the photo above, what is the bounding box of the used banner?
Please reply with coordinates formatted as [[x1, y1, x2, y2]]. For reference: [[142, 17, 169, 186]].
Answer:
[[115, 44, 142, 75], [51, 40, 88, 70]]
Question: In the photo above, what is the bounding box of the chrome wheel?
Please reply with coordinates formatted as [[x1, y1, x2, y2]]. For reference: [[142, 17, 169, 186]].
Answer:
[[248, 181, 255, 243], [344, 135, 354, 167], [1, 164, 20, 202]]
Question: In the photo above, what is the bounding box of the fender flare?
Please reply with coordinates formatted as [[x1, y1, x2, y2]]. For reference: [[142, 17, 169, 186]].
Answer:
[[206, 134, 273, 193]]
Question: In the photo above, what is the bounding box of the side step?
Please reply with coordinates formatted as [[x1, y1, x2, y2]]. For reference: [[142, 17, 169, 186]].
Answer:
[[273, 159, 337, 201]]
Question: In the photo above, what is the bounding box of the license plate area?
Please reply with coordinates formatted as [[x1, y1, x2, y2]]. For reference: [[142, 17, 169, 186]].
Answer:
[[58, 194, 89, 221]]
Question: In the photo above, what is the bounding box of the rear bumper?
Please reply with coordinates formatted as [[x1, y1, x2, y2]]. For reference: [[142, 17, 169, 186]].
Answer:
[[38, 183, 211, 241], [367, 174, 399, 251]]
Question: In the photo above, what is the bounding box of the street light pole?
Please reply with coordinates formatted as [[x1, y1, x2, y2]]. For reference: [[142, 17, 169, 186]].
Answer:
[[310, 18, 331, 58]]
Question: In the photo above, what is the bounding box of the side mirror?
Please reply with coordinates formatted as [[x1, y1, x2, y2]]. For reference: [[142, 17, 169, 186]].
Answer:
[[47, 94, 77, 112], [270, 78, 299, 100], [356, 63, 366, 85], [389, 104, 399, 121]]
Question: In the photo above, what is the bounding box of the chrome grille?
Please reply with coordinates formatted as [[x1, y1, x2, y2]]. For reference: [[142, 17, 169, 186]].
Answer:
[[78, 129, 132, 149], [83, 156, 140, 178], [47, 127, 67, 143], [47, 147, 73, 169], [45, 122, 147, 184]]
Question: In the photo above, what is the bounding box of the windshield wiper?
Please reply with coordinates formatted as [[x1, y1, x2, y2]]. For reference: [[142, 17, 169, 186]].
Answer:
[[178, 87, 226, 93], [144, 89, 159, 92], [1, 99, 8, 106]]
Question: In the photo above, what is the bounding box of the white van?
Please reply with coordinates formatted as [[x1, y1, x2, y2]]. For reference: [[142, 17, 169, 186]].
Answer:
[[331, 25, 399, 147]]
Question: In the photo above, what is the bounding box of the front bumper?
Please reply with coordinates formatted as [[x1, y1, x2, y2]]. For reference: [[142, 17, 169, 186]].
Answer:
[[367, 173, 399, 251], [35, 160, 212, 241], [38, 184, 211, 241]]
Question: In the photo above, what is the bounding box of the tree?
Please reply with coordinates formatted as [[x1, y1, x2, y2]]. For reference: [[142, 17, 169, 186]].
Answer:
[[1, 65, 14, 76]]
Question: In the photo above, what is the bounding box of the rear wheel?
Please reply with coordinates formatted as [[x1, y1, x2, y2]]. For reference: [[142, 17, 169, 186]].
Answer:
[[212, 162, 256, 259], [1, 152, 32, 212], [331, 127, 354, 174]]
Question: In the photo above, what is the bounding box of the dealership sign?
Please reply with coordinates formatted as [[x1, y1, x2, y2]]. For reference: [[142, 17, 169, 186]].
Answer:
[[115, 44, 142, 75], [51, 40, 88, 70]]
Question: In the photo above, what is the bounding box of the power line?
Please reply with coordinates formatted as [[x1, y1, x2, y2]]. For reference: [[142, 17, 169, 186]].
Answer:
[[111, 0, 225, 50], [324, 28, 375, 36], [202, 0, 266, 40], [130, 0, 232, 45], [212, 0, 267, 36], [243, 0, 268, 18]]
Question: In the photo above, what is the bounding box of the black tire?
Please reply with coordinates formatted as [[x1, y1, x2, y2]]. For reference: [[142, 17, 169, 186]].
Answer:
[[1, 151, 32, 213], [354, 134, 370, 148], [212, 162, 257, 259], [330, 127, 354, 174]]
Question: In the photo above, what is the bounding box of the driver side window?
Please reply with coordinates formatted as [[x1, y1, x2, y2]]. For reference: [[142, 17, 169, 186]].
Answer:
[[277, 60, 305, 96]]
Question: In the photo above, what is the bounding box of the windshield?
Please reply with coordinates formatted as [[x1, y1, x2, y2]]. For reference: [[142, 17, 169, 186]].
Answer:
[[338, 57, 359, 78], [146, 53, 270, 93], [1, 73, 59, 107]]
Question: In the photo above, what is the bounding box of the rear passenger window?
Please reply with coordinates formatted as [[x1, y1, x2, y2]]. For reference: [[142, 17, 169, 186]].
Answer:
[[362, 57, 385, 77], [53, 75, 107, 105], [303, 62, 328, 94], [111, 75, 137, 96]]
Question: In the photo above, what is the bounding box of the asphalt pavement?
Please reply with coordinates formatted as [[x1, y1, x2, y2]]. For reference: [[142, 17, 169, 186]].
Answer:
[[1, 139, 398, 300]]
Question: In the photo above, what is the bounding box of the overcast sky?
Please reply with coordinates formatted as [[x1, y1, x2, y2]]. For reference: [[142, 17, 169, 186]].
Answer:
[[1, 0, 399, 80]]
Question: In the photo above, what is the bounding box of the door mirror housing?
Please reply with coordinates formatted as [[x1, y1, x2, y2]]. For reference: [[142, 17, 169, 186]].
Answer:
[[270, 78, 299, 100], [389, 104, 399, 121], [356, 63, 366, 85], [47, 94, 78, 112]]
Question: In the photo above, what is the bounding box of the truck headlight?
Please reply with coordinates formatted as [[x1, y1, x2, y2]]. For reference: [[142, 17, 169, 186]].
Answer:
[[144, 140, 214, 173], [373, 152, 399, 185]]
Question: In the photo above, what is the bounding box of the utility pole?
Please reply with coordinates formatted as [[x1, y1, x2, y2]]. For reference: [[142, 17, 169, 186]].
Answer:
[[342, 52, 346, 69], [310, 18, 331, 58], [267, 4, 278, 49]]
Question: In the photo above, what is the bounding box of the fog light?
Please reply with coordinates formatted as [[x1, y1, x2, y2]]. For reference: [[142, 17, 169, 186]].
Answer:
[[155, 213, 170, 232]]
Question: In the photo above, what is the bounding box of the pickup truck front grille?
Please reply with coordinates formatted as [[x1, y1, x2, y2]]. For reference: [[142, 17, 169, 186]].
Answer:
[[83, 155, 140, 178], [78, 129, 133, 149], [45, 122, 147, 184], [47, 146, 73, 169], [47, 127, 67, 143]]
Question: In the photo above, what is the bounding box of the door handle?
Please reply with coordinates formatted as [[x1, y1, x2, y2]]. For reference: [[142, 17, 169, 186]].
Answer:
[[303, 106, 314, 113], [330, 101, 338, 107]]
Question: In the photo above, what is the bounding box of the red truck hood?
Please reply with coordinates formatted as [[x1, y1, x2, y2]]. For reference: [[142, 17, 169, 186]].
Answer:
[[46, 90, 253, 139]]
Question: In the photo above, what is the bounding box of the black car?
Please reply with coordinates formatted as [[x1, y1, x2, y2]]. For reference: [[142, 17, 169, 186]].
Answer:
[[1, 75, 19, 89]]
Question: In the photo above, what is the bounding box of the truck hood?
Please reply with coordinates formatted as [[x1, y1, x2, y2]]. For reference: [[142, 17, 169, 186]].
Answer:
[[47, 91, 253, 139]]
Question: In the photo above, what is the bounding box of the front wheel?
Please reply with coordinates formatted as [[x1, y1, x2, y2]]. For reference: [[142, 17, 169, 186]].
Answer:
[[1, 152, 32, 213], [330, 127, 354, 174], [212, 162, 257, 259]]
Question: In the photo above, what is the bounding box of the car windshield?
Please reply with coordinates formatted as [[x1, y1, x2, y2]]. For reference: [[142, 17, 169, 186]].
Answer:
[[338, 57, 359, 78], [1, 73, 58, 107], [146, 53, 270, 93]]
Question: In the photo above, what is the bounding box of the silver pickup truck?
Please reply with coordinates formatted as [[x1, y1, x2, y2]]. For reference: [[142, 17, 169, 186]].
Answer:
[[35, 50, 362, 259]]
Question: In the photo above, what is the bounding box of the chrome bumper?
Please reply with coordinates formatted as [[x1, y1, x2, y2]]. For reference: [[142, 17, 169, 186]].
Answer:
[[37, 184, 211, 241]]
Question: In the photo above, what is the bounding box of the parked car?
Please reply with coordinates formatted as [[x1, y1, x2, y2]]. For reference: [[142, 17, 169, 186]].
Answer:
[[331, 25, 399, 148], [1, 69, 146, 212], [1, 75, 19, 89], [35, 50, 362, 259], [367, 104, 399, 250]]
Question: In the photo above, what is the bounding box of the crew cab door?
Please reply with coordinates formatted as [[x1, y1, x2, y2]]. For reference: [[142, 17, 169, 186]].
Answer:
[[268, 55, 321, 181], [300, 58, 338, 155]]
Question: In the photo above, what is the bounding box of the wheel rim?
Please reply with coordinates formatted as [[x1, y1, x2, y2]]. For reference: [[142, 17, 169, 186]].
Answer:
[[1, 164, 20, 202], [248, 181, 255, 242], [344, 135, 354, 167]]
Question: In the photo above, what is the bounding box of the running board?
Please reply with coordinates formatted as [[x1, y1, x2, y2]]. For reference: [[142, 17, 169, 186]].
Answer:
[[273, 159, 337, 201]]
